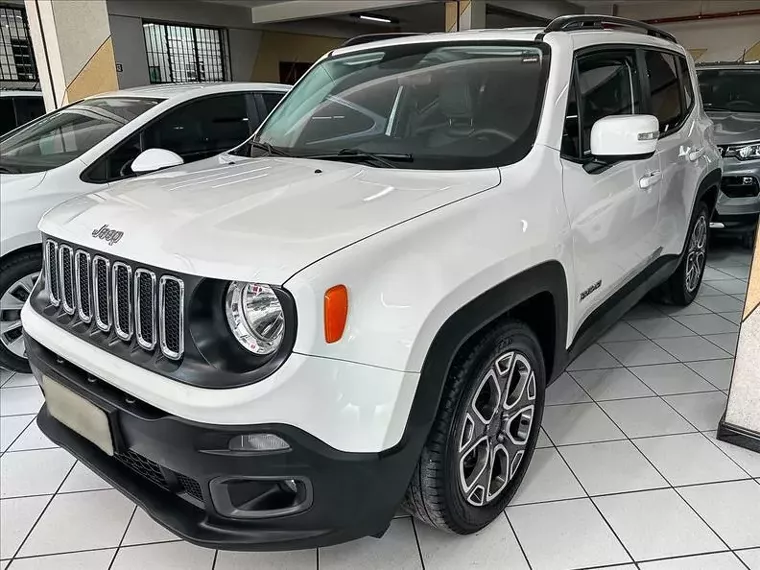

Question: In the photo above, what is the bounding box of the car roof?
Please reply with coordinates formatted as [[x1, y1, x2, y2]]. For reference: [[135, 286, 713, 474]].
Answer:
[[331, 26, 683, 58], [696, 62, 760, 71], [0, 90, 43, 98], [86, 82, 290, 102]]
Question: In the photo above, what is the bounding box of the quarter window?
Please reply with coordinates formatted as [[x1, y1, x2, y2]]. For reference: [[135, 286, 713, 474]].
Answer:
[[645, 51, 684, 134]]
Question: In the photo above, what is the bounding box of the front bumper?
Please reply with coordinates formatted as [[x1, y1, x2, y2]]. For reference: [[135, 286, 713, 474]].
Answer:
[[715, 158, 760, 222], [27, 335, 421, 551]]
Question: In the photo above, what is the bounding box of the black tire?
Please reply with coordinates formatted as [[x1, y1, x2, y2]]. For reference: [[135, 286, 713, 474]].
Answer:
[[403, 320, 545, 534], [0, 250, 42, 372], [654, 202, 710, 306]]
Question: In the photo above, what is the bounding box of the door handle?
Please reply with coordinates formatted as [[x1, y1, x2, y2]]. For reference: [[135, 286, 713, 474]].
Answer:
[[639, 171, 662, 190], [688, 148, 705, 161]]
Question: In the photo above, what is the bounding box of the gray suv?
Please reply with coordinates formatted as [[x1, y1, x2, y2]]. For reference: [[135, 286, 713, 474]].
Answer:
[[697, 62, 759, 247]]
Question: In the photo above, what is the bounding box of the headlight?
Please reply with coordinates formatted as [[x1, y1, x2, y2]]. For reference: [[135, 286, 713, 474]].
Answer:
[[736, 143, 760, 160], [225, 281, 285, 355]]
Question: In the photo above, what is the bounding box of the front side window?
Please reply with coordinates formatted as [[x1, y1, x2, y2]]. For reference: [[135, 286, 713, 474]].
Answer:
[[645, 51, 684, 134], [0, 97, 160, 174], [574, 50, 640, 158], [251, 42, 548, 170], [697, 68, 760, 114], [88, 93, 253, 183]]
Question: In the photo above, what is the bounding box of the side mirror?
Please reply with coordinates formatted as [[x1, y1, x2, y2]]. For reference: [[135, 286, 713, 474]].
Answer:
[[131, 148, 184, 174], [590, 115, 659, 160]]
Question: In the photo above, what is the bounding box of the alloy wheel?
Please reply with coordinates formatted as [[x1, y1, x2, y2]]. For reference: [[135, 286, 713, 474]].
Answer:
[[685, 214, 707, 293], [458, 351, 536, 507], [0, 271, 39, 359]]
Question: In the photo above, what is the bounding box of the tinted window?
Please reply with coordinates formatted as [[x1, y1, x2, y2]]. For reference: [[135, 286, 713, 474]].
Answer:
[[86, 131, 142, 183], [254, 43, 548, 170], [143, 93, 250, 162], [261, 92, 285, 114], [678, 57, 694, 110], [697, 69, 760, 114], [14, 97, 46, 128], [0, 99, 15, 136], [645, 51, 684, 134], [576, 50, 640, 157], [0, 97, 160, 174]]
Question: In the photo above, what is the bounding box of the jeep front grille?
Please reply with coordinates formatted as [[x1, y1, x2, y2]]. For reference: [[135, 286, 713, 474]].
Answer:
[[44, 239, 184, 360]]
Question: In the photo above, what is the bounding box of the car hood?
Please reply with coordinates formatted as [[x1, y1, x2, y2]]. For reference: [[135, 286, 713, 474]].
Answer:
[[707, 111, 760, 146], [40, 154, 500, 284]]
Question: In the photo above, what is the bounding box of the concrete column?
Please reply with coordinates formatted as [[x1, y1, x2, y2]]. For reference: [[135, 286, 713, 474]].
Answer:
[[719, 231, 760, 453], [445, 0, 487, 32], [24, 0, 118, 111]]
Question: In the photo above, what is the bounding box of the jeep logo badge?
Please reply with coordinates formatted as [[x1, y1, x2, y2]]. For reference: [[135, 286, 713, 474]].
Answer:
[[91, 224, 124, 246]]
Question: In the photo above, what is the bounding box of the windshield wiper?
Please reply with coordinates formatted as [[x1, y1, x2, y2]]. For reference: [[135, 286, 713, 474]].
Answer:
[[247, 140, 292, 158], [305, 149, 414, 169]]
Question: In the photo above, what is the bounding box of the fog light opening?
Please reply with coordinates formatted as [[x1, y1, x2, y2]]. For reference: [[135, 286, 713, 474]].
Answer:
[[211, 476, 313, 519]]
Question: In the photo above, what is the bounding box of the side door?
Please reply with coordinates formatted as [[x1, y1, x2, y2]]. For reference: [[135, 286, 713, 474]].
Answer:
[[561, 48, 662, 331], [643, 50, 704, 256]]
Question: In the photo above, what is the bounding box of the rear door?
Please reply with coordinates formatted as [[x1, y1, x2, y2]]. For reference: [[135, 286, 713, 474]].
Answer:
[[643, 50, 706, 256], [561, 47, 661, 331]]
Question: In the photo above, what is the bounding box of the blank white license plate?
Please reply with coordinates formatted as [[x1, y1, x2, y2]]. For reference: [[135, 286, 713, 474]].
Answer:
[[42, 376, 114, 456]]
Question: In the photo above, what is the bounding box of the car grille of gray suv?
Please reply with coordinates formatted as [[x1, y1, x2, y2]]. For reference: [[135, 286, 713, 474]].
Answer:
[[44, 239, 185, 360]]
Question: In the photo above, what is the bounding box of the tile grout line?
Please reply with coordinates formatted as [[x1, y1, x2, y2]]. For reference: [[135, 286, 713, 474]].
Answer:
[[211, 549, 219, 570], [502, 511, 533, 570], [9, 460, 77, 563], [544, 378, 637, 565], [107, 503, 137, 570], [409, 516, 426, 570], [0, 370, 17, 388], [0, 415, 36, 455], [7, 539, 183, 563]]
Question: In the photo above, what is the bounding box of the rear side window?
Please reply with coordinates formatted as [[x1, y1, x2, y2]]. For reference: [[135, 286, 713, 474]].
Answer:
[[14, 97, 46, 127], [261, 92, 285, 115], [645, 51, 684, 134], [0, 99, 15, 135], [574, 49, 641, 158]]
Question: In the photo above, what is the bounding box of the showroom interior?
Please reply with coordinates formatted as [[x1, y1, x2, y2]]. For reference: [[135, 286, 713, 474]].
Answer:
[[1, 0, 760, 569]]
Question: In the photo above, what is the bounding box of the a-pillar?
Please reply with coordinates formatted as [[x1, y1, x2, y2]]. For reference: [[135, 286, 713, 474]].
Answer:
[[445, 0, 487, 32], [718, 229, 760, 453], [24, 0, 118, 111]]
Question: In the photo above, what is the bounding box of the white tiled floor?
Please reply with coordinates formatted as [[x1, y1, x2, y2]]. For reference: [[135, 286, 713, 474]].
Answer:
[[0, 247, 758, 569]]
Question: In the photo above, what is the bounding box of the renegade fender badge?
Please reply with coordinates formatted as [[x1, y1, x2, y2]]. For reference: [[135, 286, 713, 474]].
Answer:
[[91, 224, 124, 246], [580, 280, 602, 302]]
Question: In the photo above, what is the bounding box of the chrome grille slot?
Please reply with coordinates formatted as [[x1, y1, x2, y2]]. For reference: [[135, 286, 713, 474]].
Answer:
[[112, 262, 133, 341], [159, 276, 184, 360], [135, 269, 156, 350], [93, 256, 111, 331], [75, 250, 92, 323], [58, 245, 75, 315], [45, 240, 60, 306]]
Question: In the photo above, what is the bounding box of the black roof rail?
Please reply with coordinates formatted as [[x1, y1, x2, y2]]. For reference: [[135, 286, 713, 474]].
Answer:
[[340, 32, 421, 48], [538, 15, 677, 44]]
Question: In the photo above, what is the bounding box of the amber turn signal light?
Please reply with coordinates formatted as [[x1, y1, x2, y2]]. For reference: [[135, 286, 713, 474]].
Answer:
[[324, 285, 348, 343]]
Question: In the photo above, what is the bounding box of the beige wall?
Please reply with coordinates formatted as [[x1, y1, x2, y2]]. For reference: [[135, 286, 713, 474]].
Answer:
[[251, 31, 342, 83], [617, 1, 760, 62]]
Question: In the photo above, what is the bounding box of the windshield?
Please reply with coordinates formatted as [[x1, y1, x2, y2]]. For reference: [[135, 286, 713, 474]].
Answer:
[[697, 68, 760, 113], [250, 42, 548, 170], [0, 97, 161, 174]]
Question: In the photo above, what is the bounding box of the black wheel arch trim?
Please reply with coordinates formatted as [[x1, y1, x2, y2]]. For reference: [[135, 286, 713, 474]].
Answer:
[[403, 261, 568, 451]]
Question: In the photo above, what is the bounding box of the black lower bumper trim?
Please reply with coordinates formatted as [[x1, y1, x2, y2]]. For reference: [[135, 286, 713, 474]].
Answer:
[[28, 335, 423, 551], [717, 418, 760, 454]]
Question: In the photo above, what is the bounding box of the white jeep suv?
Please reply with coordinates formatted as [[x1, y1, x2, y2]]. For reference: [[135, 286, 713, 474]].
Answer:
[[22, 16, 720, 550]]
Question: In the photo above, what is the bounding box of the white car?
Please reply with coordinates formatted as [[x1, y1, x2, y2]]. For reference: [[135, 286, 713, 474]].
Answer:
[[0, 82, 289, 370], [23, 16, 720, 550]]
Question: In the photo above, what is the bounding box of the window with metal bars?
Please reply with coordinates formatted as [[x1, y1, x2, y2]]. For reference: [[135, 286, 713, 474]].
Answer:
[[0, 4, 38, 82], [142, 21, 228, 84]]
